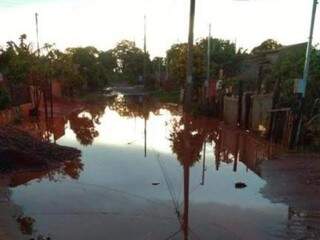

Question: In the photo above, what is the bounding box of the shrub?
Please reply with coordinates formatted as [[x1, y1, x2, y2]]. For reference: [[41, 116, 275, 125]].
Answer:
[[0, 87, 10, 110]]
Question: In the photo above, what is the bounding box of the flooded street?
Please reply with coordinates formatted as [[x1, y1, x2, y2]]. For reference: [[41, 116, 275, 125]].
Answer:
[[0, 96, 316, 240]]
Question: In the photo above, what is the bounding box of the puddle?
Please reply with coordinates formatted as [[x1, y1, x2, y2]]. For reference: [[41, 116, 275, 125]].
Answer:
[[2, 96, 296, 239]]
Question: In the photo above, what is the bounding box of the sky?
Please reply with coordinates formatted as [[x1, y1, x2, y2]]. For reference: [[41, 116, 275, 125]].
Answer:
[[0, 0, 318, 58]]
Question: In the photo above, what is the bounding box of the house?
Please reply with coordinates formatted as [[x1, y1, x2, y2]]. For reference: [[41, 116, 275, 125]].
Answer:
[[239, 42, 307, 93]]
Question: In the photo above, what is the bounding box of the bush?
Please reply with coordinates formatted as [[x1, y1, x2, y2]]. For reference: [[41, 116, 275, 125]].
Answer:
[[0, 87, 10, 110]]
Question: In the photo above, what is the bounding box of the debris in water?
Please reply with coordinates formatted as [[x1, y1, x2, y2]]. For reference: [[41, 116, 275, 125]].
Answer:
[[235, 182, 247, 189], [16, 216, 35, 235], [0, 126, 81, 172]]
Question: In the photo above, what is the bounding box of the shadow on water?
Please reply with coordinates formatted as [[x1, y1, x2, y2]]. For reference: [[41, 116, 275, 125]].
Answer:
[[0, 95, 319, 239]]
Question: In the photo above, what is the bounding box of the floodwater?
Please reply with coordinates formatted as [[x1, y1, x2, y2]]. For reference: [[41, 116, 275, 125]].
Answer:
[[2, 96, 295, 240]]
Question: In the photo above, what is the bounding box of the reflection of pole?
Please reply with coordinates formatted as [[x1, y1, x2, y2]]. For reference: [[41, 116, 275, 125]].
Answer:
[[233, 133, 239, 172], [215, 128, 221, 171], [144, 117, 147, 157], [184, 0, 196, 109], [183, 164, 190, 240], [201, 140, 206, 185], [295, 0, 318, 145]]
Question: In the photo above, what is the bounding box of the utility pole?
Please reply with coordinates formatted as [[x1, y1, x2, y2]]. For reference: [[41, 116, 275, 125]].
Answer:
[[204, 24, 211, 103], [184, 0, 196, 110], [143, 15, 147, 85], [206, 24, 211, 88], [144, 15, 147, 54], [158, 60, 161, 86], [294, 0, 318, 145], [35, 13, 40, 56]]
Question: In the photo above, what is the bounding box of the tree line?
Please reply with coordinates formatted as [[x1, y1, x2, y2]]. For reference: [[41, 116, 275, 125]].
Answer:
[[0, 35, 319, 120]]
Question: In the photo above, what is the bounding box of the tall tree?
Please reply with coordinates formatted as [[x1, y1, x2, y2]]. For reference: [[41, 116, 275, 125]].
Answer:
[[112, 40, 150, 84]]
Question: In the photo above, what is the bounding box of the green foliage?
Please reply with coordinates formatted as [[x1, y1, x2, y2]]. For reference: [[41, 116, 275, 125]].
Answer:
[[199, 38, 245, 78], [52, 50, 84, 96], [66, 47, 105, 90], [0, 35, 153, 98], [112, 40, 151, 84], [0, 34, 37, 85], [166, 38, 246, 88], [166, 43, 205, 87], [252, 39, 282, 55], [98, 50, 117, 83], [270, 44, 320, 114]]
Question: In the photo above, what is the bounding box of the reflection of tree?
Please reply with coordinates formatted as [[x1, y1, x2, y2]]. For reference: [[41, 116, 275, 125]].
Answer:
[[8, 158, 84, 187], [170, 114, 217, 167], [16, 216, 35, 235], [109, 95, 160, 119], [169, 114, 218, 240], [86, 103, 107, 125], [69, 112, 99, 146], [53, 160, 84, 180]]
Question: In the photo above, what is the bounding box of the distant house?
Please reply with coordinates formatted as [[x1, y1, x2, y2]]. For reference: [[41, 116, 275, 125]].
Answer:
[[239, 42, 307, 93]]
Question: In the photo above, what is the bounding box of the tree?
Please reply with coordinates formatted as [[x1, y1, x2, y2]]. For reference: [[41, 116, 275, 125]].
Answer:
[[0, 34, 36, 85], [66, 47, 105, 90], [270, 44, 320, 147], [166, 43, 204, 87], [166, 38, 245, 88], [112, 40, 150, 84], [98, 50, 117, 83], [198, 38, 245, 79], [52, 50, 84, 96], [252, 39, 282, 55]]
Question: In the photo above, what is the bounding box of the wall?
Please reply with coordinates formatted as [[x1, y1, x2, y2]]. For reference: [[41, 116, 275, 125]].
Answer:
[[251, 94, 273, 134], [0, 103, 33, 126], [223, 96, 239, 126], [52, 80, 62, 98]]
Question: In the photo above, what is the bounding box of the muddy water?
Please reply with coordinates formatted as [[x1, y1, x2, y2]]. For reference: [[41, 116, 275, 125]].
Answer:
[[5, 97, 291, 240]]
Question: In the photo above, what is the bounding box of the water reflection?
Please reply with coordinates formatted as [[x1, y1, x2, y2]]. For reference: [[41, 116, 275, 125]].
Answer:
[[2, 95, 318, 240], [69, 112, 99, 146], [169, 113, 279, 239], [4, 159, 83, 188], [16, 216, 35, 235]]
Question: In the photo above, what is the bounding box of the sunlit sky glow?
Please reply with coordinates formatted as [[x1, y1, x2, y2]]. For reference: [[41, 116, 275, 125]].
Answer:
[[62, 108, 180, 154], [0, 0, 318, 57]]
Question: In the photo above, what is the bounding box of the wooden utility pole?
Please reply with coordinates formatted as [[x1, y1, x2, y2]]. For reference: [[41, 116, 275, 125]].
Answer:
[[143, 15, 147, 85], [206, 24, 211, 88], [184, 0, 196, 110], [294, 0, 318, 145], [35, 13, 40, 56], [144, 15, 147, 54]]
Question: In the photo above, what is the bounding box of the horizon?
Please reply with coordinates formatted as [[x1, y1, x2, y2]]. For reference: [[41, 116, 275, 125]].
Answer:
[[0, 0, 317, 58]]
